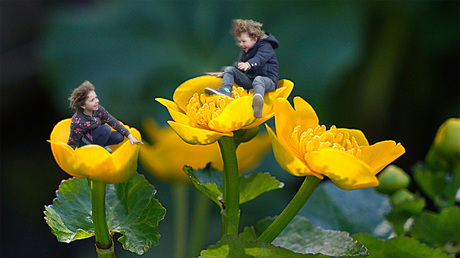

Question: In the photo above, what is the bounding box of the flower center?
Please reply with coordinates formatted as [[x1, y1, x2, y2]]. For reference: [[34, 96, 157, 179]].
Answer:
[[293, 125, 362, 157], [186, 86, 251, 128]]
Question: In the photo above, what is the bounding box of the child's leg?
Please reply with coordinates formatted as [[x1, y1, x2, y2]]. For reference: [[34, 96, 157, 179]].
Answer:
[[206, 66, 252, 97], [105, 131, 124, 145], [223, 66, 252, 90], [252, 76, 276, 118], [252, 76, 276, 96]]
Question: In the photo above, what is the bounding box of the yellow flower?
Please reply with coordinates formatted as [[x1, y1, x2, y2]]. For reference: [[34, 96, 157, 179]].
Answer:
[[49, 118, 142, 184], [140, 117, 272, 182], [267, 97, 405, 190], [156, 75, 293, 145]]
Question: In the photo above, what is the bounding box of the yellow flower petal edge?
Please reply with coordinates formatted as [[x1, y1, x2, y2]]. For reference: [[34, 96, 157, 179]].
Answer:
[[266, 124, 323, 179], [305, 149, 377, 190], [167, 120, 233, 145], [173, 76, 222, 112], [49, 118, 142, 184]]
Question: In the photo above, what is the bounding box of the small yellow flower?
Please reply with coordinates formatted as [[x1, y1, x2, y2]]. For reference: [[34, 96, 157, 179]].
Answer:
[[267, 97, 405, 190], [140, 117, 272, 182], [49, 119, 142, 184], [156, 75, 293, 145]]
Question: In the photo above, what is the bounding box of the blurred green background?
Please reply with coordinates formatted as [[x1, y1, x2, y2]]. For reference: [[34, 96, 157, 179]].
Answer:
[[1, 1, 458, 257]]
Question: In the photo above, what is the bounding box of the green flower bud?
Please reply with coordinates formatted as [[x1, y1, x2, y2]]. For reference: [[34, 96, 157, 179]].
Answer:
[[426, 118, 460, 168], [376, 165, 411, 195]]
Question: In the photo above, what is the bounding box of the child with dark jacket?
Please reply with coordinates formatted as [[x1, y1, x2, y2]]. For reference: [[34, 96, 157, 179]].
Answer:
[[206, 19, 279, 118], [67, 81, 143, 152]]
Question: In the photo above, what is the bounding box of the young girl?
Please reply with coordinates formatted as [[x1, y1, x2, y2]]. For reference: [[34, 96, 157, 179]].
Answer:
[[67, 81, 143, 152], [206, 19, 279, 118]]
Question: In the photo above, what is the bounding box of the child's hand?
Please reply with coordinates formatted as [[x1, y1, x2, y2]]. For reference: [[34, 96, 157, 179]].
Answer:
[[128, 134, 144, 145], [206, 72, 224, 78], [237, 62, 251, 71]]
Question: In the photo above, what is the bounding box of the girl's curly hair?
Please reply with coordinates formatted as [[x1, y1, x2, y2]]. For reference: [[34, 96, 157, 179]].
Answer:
[[69, 81, 95, 112], [232, 19, 264, 39]]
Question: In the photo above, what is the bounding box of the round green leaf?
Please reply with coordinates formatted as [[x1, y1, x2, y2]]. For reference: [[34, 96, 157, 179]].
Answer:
[[44, 173, 166, 255], [256, 216, 368, 256]]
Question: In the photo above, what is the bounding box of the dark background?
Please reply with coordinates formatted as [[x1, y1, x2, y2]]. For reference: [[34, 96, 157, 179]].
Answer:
[[1, 1, 458, 257]]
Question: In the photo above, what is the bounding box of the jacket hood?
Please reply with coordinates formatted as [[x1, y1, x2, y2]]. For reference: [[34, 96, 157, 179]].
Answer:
[[260, 32, 279, 49]]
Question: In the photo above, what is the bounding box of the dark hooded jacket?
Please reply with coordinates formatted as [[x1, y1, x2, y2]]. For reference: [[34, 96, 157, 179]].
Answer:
[[237, 32, 279, 84]]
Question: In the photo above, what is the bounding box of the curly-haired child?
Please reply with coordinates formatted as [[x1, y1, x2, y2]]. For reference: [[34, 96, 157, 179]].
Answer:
[[67, 81, 143, 152], [206, 19, 279, 118]]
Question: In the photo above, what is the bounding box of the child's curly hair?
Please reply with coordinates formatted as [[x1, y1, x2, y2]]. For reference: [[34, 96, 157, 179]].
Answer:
[[69, 81, 95, 112], [232, 19, 264, 39]]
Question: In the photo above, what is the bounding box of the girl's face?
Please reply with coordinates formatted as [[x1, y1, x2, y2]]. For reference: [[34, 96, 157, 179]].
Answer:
[[81, 90, 99, 115], [237, 32, 257, 52]]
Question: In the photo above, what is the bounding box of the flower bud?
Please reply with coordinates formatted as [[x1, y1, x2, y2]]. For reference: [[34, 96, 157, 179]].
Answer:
[[376, 165, 411, 195], [426, 118, 460, 169]]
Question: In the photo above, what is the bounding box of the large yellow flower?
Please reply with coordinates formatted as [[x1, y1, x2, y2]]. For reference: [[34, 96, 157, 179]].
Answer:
[[156, 75, 294, 145], [49, 119, 142, 184], [140, 117, 272, 182], [267, 97, 405, 190]]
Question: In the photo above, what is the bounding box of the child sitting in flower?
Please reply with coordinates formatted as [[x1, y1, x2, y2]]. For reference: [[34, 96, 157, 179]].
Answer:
[[205, 19, 279, 118], [67, 81, 143, 152]]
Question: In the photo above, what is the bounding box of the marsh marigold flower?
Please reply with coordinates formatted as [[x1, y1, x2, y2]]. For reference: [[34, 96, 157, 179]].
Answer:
[[156, 76, 293, 145], [267, 97, 405, 190], [49, 119, 142, 184], [140, 117, 272, 182]]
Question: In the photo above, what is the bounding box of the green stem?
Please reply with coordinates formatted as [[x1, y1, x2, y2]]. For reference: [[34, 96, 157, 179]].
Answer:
[[218, 136, 240, 236], [172, 183, 188, 258], [257, 175, 321, 243], [190, 191, 211, 257], [88, 179, 115, 258]]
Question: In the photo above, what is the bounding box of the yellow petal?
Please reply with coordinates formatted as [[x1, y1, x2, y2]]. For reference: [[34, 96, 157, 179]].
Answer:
[[338, 128, 369, 146], [274, 97, 319, 160], [168, 120, 233, 145], [208, 96, 255, 132], [173, 76, 222, 112], [305, 149, 378, 190], [267, 125, 322, 178], [156, 98, 192, 125], [74, 145, 117, 182], [50, 119, 72, 142], [49, 140, 86, 178], [359, 141, 405, 175]]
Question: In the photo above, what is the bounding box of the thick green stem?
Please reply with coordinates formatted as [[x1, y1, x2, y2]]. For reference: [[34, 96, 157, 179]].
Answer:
[[172, 183, 188, 258], [190, 191, 211, 257], [88, 179, 115, 258], [218, 136, 240, 236], [257, 175, 321, 243]]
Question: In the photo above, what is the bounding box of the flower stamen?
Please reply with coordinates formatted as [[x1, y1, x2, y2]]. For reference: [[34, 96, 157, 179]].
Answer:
[[185, 86, 251, 128], [297, 125, 361, 157]]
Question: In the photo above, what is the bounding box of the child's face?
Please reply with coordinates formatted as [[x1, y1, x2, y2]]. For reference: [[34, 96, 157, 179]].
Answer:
[[237, 32, 257, 52], [81, 90, 99, 114]]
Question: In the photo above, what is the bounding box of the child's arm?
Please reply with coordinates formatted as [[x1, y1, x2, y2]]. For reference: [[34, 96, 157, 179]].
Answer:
[[206, 72, 224, 78], [99, 106, 143, 145]]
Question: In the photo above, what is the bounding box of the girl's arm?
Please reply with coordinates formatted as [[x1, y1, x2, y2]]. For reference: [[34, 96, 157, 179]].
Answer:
[[247, 42, 275, 68]]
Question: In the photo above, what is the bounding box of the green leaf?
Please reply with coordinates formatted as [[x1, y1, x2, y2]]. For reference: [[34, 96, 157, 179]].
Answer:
[[44, 177, 95, 243], [408, 206, 460, 255], [412, 162, 457, 210], [44, 173, 166, 255], [240, 172, 284, 204], [298, 181, 393, 239], [200, 234, 324, 257], [256, 216, 368, 257], [353, 234, 451, 258], [107, 173, 167, 255], [183, 165, 283, 207], [386, 189, 425, 235]]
